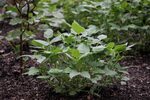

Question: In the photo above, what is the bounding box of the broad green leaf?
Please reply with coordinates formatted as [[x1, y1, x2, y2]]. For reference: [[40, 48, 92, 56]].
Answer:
[[85, 25, 98, 35], [114, 44, 126, 52], [51, 47, 62, 53], [94, 69, 105, 74], [37, 76, 50, 79], [127, 24, 138, 29], [69, 70, 80, 79], [5, 6, 17, 12], [64, 67, 72, 73], [126, 44, 135, 50], [79, 52, 91, 59], [121, 26, 129, 31], [50, 35, 62, 44], [141, 26, 149, 30], [91, 75, 102, 83], [21, 55, 46, 63], [32, 40, 49, 47], [35, 55, 46, 63], [89, 38, 99, 44], [44, 29, 53, 39], [48, 68, 63, 74], [118, 70, 129, 74], [104, 67, 117, 76], [69, 49, 80, 59], [92, 45, 105, 52], [77, 43, 90, 53], [9, 18, 22, 25], [107, 42, 115, 49], [25, 31, 35, 38], [71, 21, 85, 34], [98, 34, 107, 40], [44, 47, 62, 54], [6, 30, 21, 41], [25, 67, 39, 75], [80, 71, 91, 79], [110, 23, 120, 31], [64, 36, 75, 44], [53, 12, 64, 18]]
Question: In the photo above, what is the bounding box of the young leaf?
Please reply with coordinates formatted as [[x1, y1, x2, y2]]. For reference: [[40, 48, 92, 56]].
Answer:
[[98, 34, 107, 40], [35, 55, 46, 63], [69, 49, 80, 59], [32, 40, 49, 47], [25, 67, 39, 75], [91, 75, 102, 83], [114, 44, 126, 52], [50, 35, 62, 44], [85, 25, 98, 35], [48, 68, 63, 74], [9, 18, 22, 25], [107, 42, 115, 49], [104, 67, 117, 76], [92, 45, 105, 52], [69, 70, 80, 79], [77, 43, 90, 53], [44, 29, 53, 39], [71, 21, 85, 34], [37, 76, 50, 79], [80, 71, 91, 79], [53, 12, 64, 18], [5, 29, 22, 41], [94, 69, 105, 74], [64, 67, 72, 73]]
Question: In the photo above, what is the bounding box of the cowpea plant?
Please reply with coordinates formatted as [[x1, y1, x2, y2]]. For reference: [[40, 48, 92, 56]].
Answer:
[[26, 21, 130, 96]]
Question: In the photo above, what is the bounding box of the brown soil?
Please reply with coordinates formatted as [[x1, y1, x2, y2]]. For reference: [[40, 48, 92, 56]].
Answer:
[[0, 22, 150, 100]]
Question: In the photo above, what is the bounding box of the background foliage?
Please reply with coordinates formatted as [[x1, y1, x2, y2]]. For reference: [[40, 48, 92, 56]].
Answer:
[[59, 0, 150, 53]]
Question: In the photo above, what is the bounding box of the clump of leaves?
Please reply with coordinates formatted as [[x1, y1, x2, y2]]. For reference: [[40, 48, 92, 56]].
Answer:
[[26, 21, 130, 95]]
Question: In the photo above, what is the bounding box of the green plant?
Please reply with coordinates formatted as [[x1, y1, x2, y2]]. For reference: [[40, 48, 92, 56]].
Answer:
[[1, 0, 64, 68], [26, 21, 129, 96], [1, 0, 40, 67]]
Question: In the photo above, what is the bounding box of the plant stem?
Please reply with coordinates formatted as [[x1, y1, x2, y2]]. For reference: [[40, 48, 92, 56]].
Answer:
[[14, 0, 24, 68], [20, 29, 25, 69], [20, 32, 23, 68], [26, 0, 30, 30]]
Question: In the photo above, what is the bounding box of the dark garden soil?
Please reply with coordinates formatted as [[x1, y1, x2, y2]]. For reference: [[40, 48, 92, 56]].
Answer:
[[0, 22, 150, 100]]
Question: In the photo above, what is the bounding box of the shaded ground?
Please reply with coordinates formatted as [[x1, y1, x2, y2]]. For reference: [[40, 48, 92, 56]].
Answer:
[[0, 22, 150, 100], [120, 55, 150, 100]]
